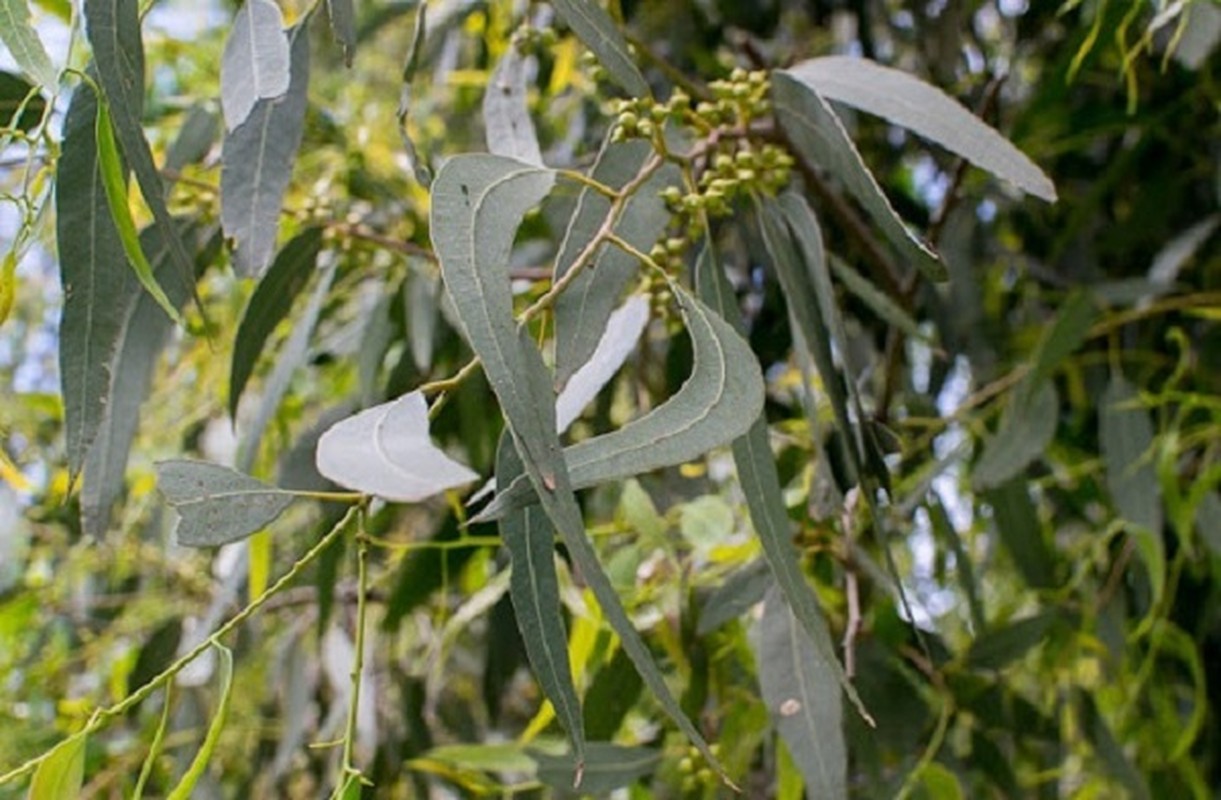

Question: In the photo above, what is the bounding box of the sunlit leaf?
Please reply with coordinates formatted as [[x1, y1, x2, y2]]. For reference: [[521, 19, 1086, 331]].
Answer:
[[0, 0, 58, 89], [156, 460, 295, 547], [325, 0, 356, 66], [773, 70, 945, 282], [551, 0, 648, 97], [756, 585, 847, 800], [165, 644, 234, 800], [532, 743, 661, 795], [315, 391, 478, 502], [221, 24, 309, 277], [787, 57, 1056, 201], [554, 294, 649, 433], [26, 733, 86, 800], [483, 41, 542, 166], [220, 0, 290, 131], [973, 382, 1058, 490], [228, 227, 323, 418]]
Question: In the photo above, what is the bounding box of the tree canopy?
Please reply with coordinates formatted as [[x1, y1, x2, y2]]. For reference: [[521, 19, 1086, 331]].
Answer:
[[0, 0, 1219, 797]]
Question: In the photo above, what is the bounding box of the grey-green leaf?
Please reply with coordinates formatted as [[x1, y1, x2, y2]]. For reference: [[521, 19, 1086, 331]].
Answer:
[[967, 611, 1058, 670], [551, 0, 648, 97], [786, 57, 1056, 202], [828, 254, 925, 341], [532, 743, 660, 795], [483, 42, 542, 166], [56, 80, 127, 478], [773, 70, 945, 282], [220, 0, 290, 131], [164, 103, 220, 175], [756, 585, 847, 800], [497, 436, 584, 774], [1100, 374, 1161, 534], [555, 294, 649, 433], [974, 382, 1058, 490], [325, 0, 356, 66], [229, 227, 323, 418], [698, 558, 771, 635], [221, 24, 309, 277], [983, 478, 1057, 589], [1022, 290, 1097, 402], [156, 460, 295, 547], [0, 0, 58, 89]]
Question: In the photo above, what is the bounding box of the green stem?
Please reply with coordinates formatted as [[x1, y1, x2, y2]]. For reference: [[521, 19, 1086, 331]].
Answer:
[[333, 512, 370, 795]]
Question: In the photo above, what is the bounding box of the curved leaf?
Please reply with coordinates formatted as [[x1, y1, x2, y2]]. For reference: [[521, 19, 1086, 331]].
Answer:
[[166, 644, 234, 800], [0, 0, 58, 89], [228, 227, 323, 418], [220, 0, 290, 131], [555, 293, 649, 433], [756, 585, 847, 800], [787, 57, 1056, 201], [27, 733, 86, 800], [221, 24, 310, 277], [483, 42, 542, 166], [315, 391, 479, 503], [551, 0, 648, 97], [156, 460, 295, 547], [773, 70, 945, 282]]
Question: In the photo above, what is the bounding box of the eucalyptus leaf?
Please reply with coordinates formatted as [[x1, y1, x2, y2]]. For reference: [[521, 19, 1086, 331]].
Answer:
[[0, 71, 46, 132], [483, 41, 542, 166], [551, 0, 648, 97], [1022, 290, 1096, 403], [221, 24, 309, 277], [698, 558, 771, 635], [787, 57, 1056, 201], [1100, 374, 1162, 534], [532, 743, 660, 795], [827, 254, 924, 341], [325, 0, 356, 66], [973, 382, 1058, 490], [156, 460, 296, 547], [1077, 690, 1152, 800], [0, 0, 58, 89], [967, 611, 1058, 670], [26, 733, 86, 800], [315, 391, 478, 502], [554, 293, 649, 434], [228, 227, 323, 418], [773, 70, 945, 281], [166, 644, 234, 800], [164, 103, 220, 175], [220, 0, 291, 131], [756, 585, 847, 800], [983, 478, 1057, 590]]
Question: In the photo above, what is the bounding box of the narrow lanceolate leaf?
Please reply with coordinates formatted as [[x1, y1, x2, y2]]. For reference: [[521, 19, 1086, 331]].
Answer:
[[694, 243, 872, 726], [0, 71, 48, 132], [973, 382, 1058, 490], [431, 153, 730, 785], [553, 138, 678, 385], [483, 42, 542, 166], [756, 586, 847, 800], [315, 391, 479, 503], [497, 436, 584, 777], [56, 80, 128, 478], [27, 733, 87, 800], [220, 0, 290, 131], [698, 558, 771, 635], [554, 293, 650, 433], [828, 254, 924, 341], [84, 0, 202, 313], [221, 24, 310, 277], [0, 0, 58, 89], [164, 103, 220, 175], [551, 0, 648, 97], [1100, 374, 1161, 534], [772, 70, 945, 282], [477, 284, 764, 520], [786, 57, 1056, 202], [228, 227, 323, 418], [325, 0, 356, 67], [95, 99, 184, 325], [81, 221, 209, 538], [532, 743, 661, 795], [156, 460, 295, 547], [165, 644, 234, 800], [1022, 291, 1097, 403], [983, 477, 1057, 590]]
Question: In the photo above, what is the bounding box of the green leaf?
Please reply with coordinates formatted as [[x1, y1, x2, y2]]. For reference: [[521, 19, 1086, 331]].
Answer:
[[56, 79, 139, 478], [693, 242, 873, 725], [95, 98, 184, 326], [983, 478, 1057, 589], [1022, 291, 1097, 403], [1076, 689, 1152, 800], [827, 254, 924, 341], [1100, 374, 1162, 534], [0, 0, 58, 89], [325, 0, 356, 66], [967, 611, 1058, 670], [220, 0, 290, 131], [697, 559, 771, 635], [583, 646, 643, 739], [315, 391, 479, 502], [220, 23, 310, 277], [483, 41, 542, 166], [928, 498, 985, 632], [497, 435, 584, 773], [772, 70, 945, 282], [973, 382, 1059, 490], [756, 585, 847, 800], [554, 139, 678, 385], [84, 0, 203, 317], [555, 294, 650, 433], [431, 153, 729, 784], [156, 460, 295, 547], [786, 57, 1056, 202], [532, 743, 660, 795], [166, 644, 234, 800], [164, 103, 220, 175], [1197, 492, 1221, 557], [26, 733, 86, 800], [228, 226, 323, 418], [550, 0, 648, 97], [0, 71, 46, 132]]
